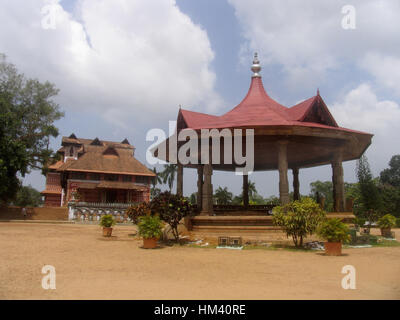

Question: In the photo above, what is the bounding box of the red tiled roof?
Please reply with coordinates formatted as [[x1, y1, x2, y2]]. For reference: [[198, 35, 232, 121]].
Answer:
[[178, 77, 371, 136]]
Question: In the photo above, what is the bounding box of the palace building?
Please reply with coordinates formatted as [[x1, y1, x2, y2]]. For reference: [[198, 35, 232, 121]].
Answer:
[[41, 134, 155, 207]]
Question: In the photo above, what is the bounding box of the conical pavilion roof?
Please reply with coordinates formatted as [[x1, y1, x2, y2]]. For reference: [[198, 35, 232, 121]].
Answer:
[[177, 55, 367, 134], [155, 54, 373, 170]]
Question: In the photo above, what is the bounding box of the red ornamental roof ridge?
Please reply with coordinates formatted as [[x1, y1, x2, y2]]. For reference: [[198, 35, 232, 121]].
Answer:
[[177, 75, 371, 136]]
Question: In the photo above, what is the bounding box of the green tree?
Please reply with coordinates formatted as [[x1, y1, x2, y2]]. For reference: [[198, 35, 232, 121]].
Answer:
[[189, 192, 197, 205], [151, 167, 163, 188], [356, 155, 382, 225], [264, 195, 280, 205], [380, 155, 400, 187], [12, 185, 43, 207], [249, 193, 266, 205], [232, 194, 243, 205], [378, 184, 400, 218], [248, 180, 257, 199], [214, 186, 233, 205], [0, 54, 63, 203], [273, 198, 326, 247], [309, 180, 333, 211], [160, 164, 177, 192], [150, 167, 162, 199]]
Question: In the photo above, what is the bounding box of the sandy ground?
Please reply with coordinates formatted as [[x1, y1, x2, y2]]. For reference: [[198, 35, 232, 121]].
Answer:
[[0, 222, 399, 300]]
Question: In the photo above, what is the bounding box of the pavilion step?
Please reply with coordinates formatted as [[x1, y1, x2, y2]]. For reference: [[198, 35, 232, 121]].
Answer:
[[190, 215, 274, 227], [191, 225, 281, 233]]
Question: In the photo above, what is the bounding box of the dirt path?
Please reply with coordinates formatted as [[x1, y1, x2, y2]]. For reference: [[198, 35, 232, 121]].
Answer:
[[0, 223, 399, 300]]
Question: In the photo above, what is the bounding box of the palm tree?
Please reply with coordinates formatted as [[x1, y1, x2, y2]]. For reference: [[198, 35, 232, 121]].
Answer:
[[248, 180, 257, 200], [160, 164, 177, 192], [151, 167, 163, 189], [214, 186, 233, 205]]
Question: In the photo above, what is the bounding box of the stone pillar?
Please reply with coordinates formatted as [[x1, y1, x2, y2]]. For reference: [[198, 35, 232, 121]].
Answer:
[[332, 151, 345, 212], [197, 165, 203, 211], [201, 164, 213, 215], [292, 168, 300, 201], [177, 163, 183, 196], [278, 140, 290, 205], [243, 174, 249, 209]]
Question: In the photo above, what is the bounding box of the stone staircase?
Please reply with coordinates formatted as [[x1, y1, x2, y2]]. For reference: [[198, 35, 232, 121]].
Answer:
[[187, 212, 355, 242]]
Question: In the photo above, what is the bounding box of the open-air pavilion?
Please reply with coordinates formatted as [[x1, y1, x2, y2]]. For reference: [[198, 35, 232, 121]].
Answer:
[[154, 54, 373, 232]]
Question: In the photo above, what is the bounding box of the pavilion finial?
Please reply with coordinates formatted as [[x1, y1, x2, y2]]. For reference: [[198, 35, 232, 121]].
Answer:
[[251, 52, 261, 78], [317, 88, 320, 96]]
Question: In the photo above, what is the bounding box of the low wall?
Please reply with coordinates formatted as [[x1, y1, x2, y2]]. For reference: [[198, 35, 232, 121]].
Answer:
[[0, 206, 69, 221]]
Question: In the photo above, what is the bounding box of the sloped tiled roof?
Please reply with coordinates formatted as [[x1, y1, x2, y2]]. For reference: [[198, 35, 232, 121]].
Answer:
[[56, 137, 155, 176]]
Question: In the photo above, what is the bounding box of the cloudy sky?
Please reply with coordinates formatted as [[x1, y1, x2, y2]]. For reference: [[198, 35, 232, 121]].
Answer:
[[1, 0, 399, 198]]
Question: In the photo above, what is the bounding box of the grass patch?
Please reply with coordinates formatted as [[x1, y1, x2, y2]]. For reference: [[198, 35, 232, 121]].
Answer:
[[184, 243, 217, 249], [372, 239, 400, 247]]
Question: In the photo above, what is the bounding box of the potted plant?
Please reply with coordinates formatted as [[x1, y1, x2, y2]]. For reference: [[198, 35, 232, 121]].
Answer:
[[138, 215, 163, 249], [377, 214, 396, 237], [100, 214, 116, 237], [317, 218, 350, 256]]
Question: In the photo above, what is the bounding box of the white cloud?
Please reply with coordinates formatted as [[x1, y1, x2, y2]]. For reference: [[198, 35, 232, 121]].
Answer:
[[360, 53, 400, 96], [0, 0, 223, 126], [331, 84, 400, 173], [228, 0, 400, 93]]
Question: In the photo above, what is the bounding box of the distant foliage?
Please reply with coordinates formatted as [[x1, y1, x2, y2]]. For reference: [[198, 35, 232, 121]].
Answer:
[[12, 185, 42, 207], [214, 186, 233, 204], [380, 155, 400, 188], [309, 180, 333, 211], [273, 198, 326, 247]]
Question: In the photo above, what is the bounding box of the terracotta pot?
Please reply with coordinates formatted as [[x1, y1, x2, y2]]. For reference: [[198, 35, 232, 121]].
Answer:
[[103, 227, 113, 237], [143, 237, 158, 249], [324, 242, 342, 256], [380, 228, 391, 237]]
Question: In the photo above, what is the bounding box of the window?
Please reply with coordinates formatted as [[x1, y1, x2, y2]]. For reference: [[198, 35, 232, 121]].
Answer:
[[122, 175, 132, 182], [69, 147, 74, 157], [70, 172, 86, 180], [135, 176, 148, 184], [105, 174, 118, 181], [89, 173, 100, 181]]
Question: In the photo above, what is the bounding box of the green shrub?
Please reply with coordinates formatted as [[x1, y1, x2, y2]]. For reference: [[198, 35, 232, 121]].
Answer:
[[272, 197, 326, 247], [99, 214, 116, 228], [149, 191, 193, 242], [396, 218, 400, 228], [377, 214, 396, 229], [138, 215, 163, 239], [317, 218, 350, 243]]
